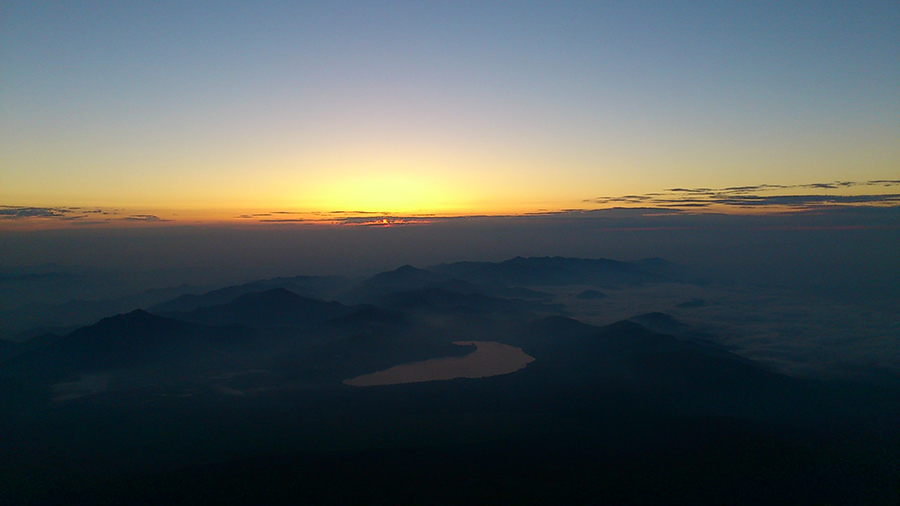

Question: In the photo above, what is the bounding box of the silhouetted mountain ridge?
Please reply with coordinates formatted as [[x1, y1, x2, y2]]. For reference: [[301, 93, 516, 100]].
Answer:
[[339, 264, 551, 305], [161, 288, 360, 328], [380, 287, 562, 318], [2, 255, 897, 506], [629, 311, 687, 331], [149, 276, 352, 313], [0, 310, 223, 381], [338, 265, 454, 303], [629, 312, 732, 352]]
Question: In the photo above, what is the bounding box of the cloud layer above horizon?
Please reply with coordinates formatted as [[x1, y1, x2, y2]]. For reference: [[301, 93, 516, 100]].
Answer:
[[587, 180, 900, 210], [3, 180, 899, 229]]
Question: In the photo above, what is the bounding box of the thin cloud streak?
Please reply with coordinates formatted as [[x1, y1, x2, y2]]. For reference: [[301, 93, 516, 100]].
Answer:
[[122, 215, 170, 222], [587, 180, 900, 210], [0, 206, 70, 219]]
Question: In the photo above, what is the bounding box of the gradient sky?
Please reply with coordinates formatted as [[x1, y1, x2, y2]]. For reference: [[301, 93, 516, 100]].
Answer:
[[2, 1, 898, 221]]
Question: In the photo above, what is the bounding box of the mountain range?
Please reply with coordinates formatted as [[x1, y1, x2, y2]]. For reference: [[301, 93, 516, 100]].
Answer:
[[1, 256, 897, 505]]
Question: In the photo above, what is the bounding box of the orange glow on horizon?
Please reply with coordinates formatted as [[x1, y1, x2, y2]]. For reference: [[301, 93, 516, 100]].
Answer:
[[2, 178, 898, 231]]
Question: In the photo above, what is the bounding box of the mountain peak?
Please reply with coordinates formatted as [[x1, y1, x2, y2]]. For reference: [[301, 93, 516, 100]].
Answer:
[[236, 287, 297, 300], [165, 288, 354, 328], [383, 264, 433, 279], [109, 308, 160, 324], [632, 312, 684, 325], [223, 288, 329, 309], [68, 308, 189, 343], [601, 319, 652, 334], [364, 264, 447, 286]]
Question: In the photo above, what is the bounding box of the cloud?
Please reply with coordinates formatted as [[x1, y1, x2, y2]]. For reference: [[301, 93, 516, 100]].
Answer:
[[122, 214, 170, 222], [666, 202, 712, 208], [709, 194, 900, 207], [252, 215, 437, 226], [0, 206, 124, 226], [586, 180, 900, 211], [587, 195, 656, 204], [7, 180, 900, 230], [0, 206, 70, 219], [338, 216, 434, 227]]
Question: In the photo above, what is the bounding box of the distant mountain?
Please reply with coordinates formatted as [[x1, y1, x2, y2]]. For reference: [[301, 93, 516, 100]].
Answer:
[[499, 316, 824, 424], [3, 255, 898, 506], [628, 312, 732, 352], [576, 289, 606, 299], [479, 281, 552, 300], [381, 287, 563, 319], [10, 325, 78, 341], [69, 309, 196, 348], [148, 282, 277, 313], [368, 264, 450, 287], [510, 316, 689, 358], [323, 305, 406, 328], [269, 274, 355, 300], [0, 332, 62, 362], [428, 256, 668, 286], [676, 298, 707, 308], [628, 311, 688, 334], [161, 288, 360, 328], [149, 276, 352, 313], [0, 282, 207, 338], [504, 316, 761, 393], [337, 265, 453, 304], [338, 265, 550, 304], [0, 310, 222, 382], [2, 274, 899, 506], [0, 301, 467, 394]]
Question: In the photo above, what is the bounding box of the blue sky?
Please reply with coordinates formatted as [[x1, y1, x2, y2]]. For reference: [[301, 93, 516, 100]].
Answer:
[[2, 1, 898, 219]]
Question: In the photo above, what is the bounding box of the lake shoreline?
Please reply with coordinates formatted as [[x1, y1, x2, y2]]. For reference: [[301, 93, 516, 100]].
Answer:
[[343, 341, 535, 387]]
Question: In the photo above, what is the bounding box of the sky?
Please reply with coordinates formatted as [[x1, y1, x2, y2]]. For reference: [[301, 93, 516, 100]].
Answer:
[[2, 1, 898, 225]]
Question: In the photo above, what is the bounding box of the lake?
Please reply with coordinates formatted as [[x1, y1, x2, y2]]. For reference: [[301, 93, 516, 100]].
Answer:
[[343, 341, 535, 386]]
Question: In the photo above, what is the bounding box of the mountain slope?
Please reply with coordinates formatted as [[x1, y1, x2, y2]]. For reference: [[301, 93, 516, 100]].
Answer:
[[149, 276, 352, 313], [161, 288, 361, 328]]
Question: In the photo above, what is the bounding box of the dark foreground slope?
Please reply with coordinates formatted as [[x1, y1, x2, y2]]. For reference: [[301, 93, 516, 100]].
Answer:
[[1, 261, 898, 506]]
